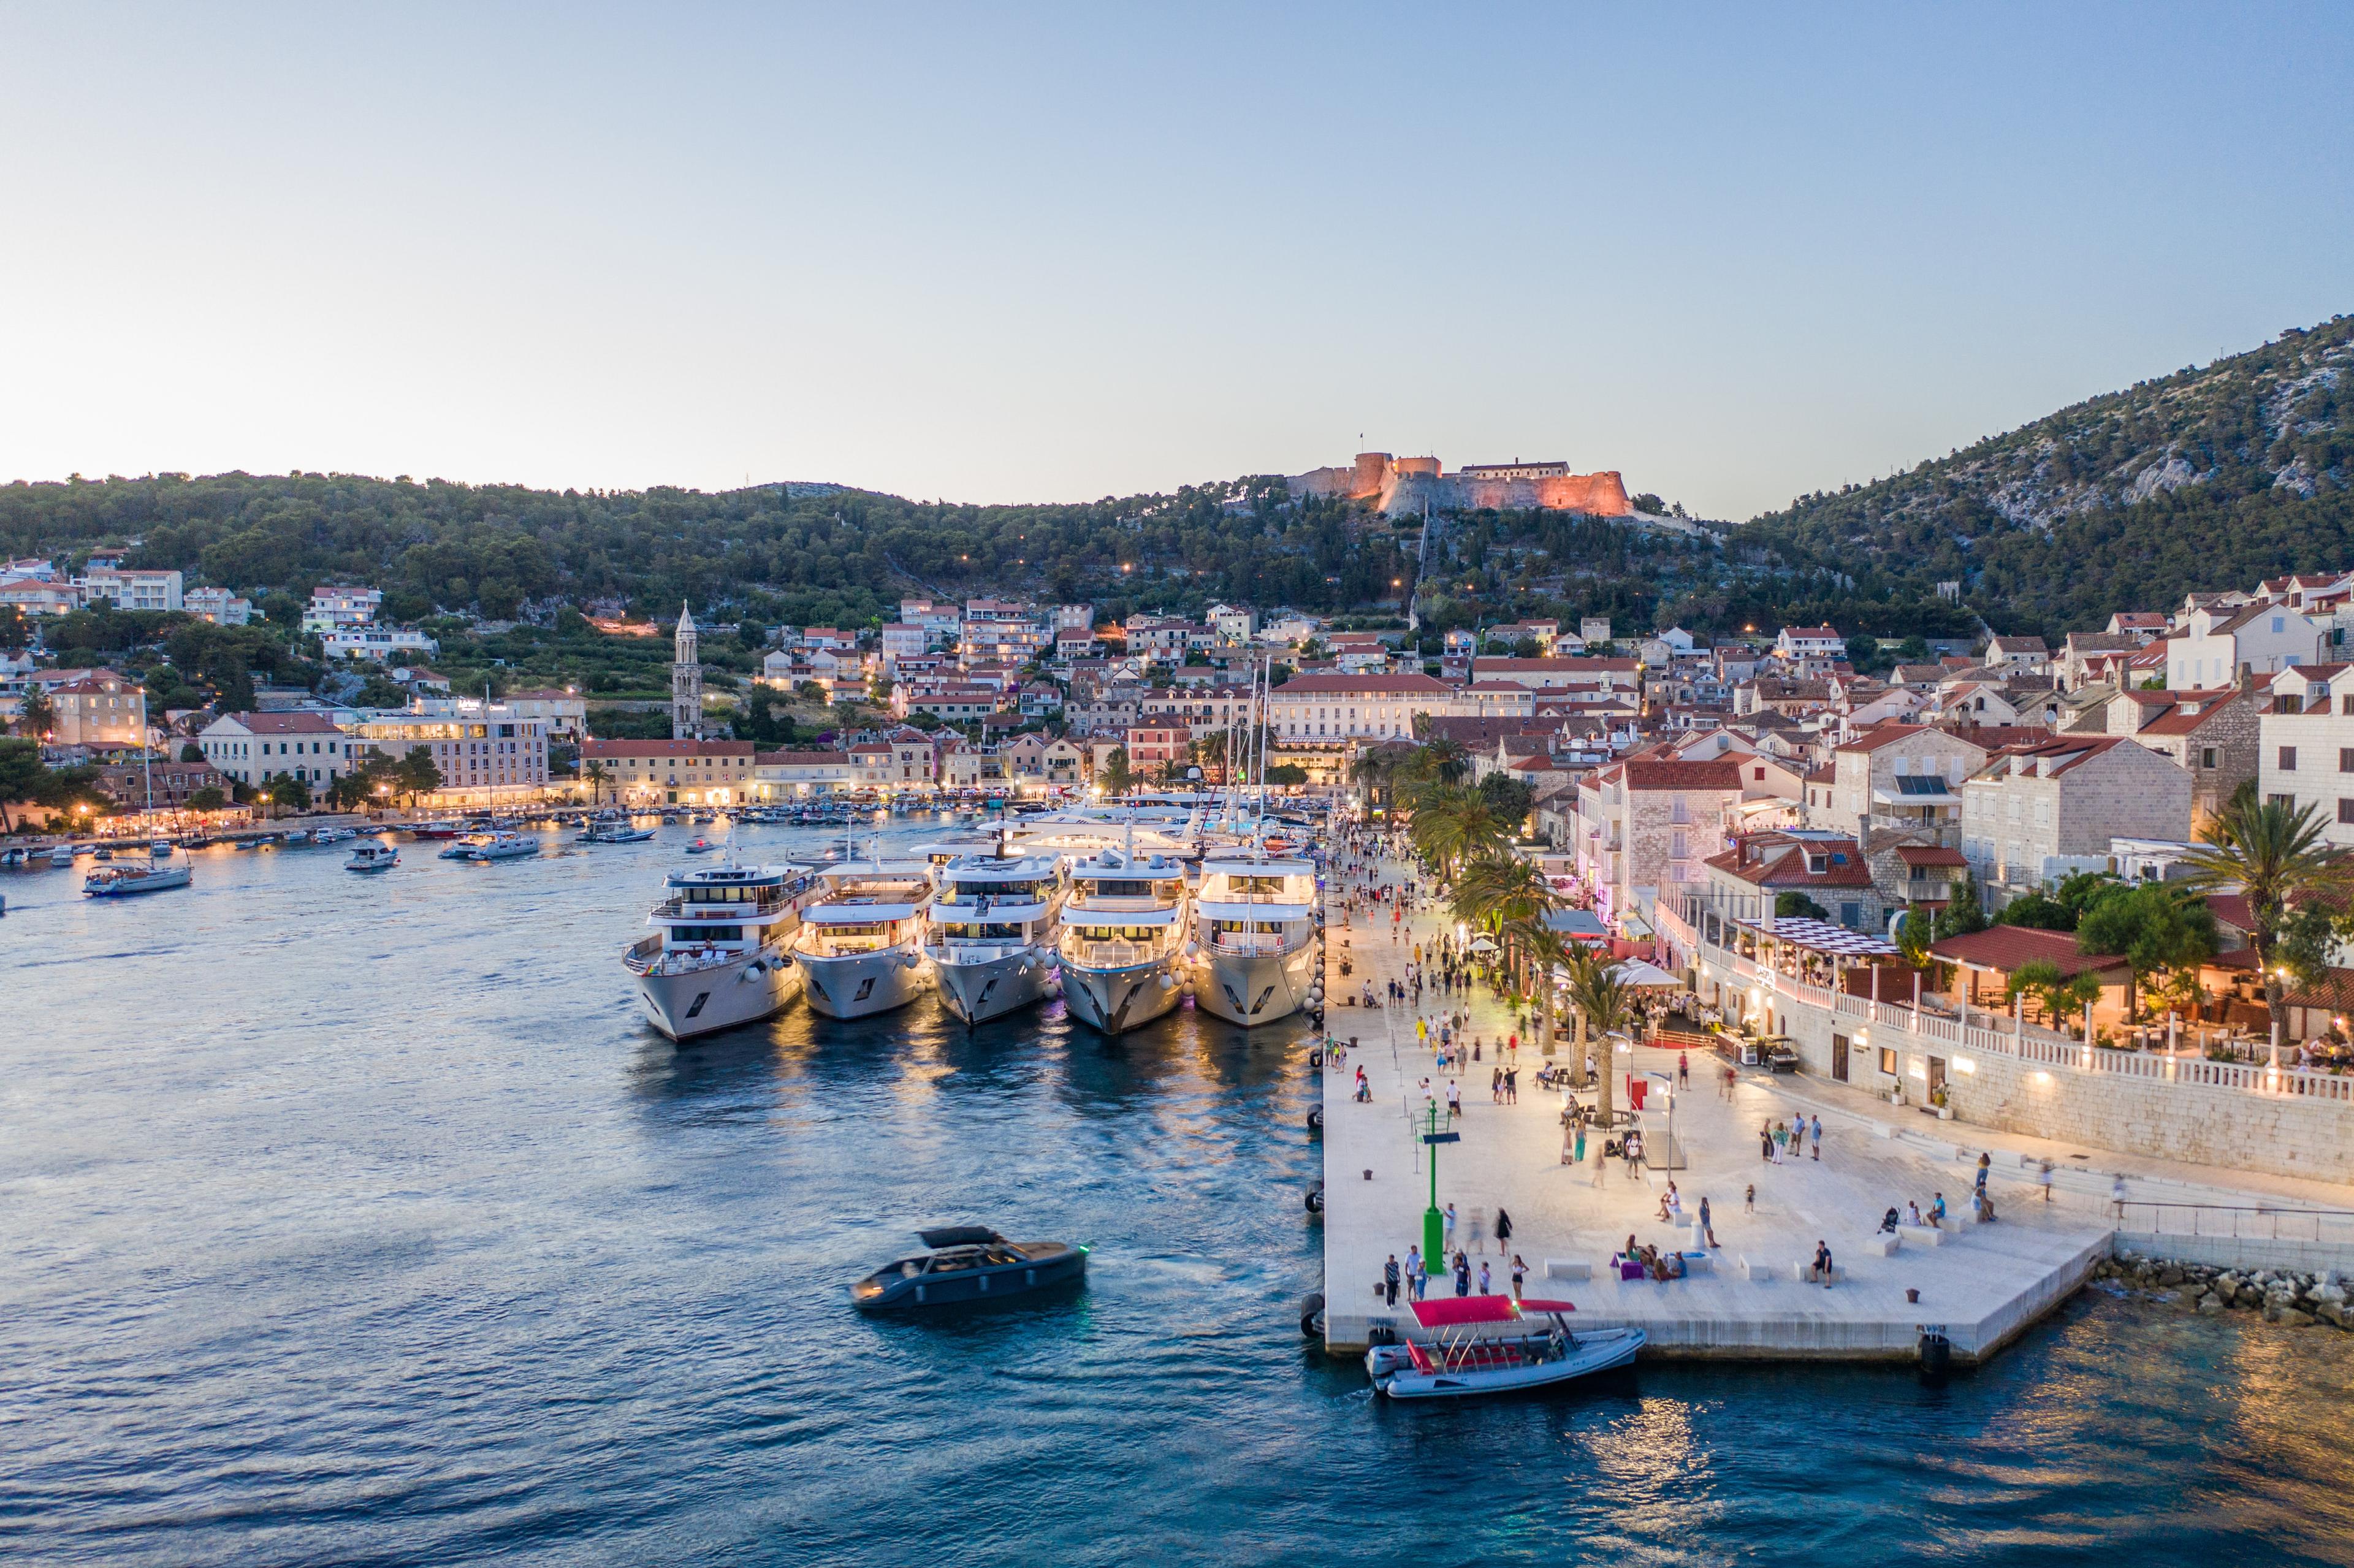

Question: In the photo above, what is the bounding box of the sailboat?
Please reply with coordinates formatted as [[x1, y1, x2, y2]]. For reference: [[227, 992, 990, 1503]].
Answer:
[[85, 746, 191, 897]]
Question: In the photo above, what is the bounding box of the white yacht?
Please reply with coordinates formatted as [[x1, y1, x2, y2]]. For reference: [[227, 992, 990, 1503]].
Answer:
[[625, 861, 821, 1041], [790, 856, 937, 1019], [441, 830, 539, 862], [1056, 847, 1190, 1035], [1186, 854, 1322, 1027], [925, 852, 1067, 1027]]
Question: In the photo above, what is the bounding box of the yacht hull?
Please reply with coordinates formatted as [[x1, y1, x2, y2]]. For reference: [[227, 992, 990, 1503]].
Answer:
[[801, 946, 932, 1019], [1057, 954, 1183, 1035], [636, 950, 804, 1041], [1191, 942, 1319, 1028], [931, 946, 1057, 1026]]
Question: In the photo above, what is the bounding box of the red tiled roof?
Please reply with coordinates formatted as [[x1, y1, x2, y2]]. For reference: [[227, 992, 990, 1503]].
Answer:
[[222, 710, 345, 734], [753, 749, 850, 765], [1928, 926, 2128, 978], [1895, 845, 1968, 867], [1472, 657, 1639, 673], [1274, 674, 1450, 694], [1621, 759, 1742, 791]]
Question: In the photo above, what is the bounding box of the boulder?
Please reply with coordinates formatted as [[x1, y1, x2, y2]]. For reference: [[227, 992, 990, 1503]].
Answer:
[[2156, 1266, 2184, 1287], [2197, 1292, 2226, 1315], [2317, 1301, 2348, 1330]]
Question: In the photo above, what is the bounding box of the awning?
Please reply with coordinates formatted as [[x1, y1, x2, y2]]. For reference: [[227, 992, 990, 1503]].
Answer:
[[1608, 958, 1684, 989], [1407, 1295, 1576, 1327], [1750, 916, 1898, 956], [1468, 935, 1499, 953]]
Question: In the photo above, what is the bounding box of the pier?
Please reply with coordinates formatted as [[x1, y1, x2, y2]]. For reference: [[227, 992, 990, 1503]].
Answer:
[[1314, 850, 2351, 1366]]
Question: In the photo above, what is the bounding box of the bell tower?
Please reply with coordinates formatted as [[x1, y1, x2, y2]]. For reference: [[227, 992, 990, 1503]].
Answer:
[[671, 602, 703, 740]]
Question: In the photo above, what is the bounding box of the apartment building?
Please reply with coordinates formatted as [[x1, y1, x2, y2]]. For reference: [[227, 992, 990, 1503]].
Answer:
[[199, 711, 357, 790], [1960, 736, 2191, 898], [581, 737, 753, 805], [2257, 663, 2354, 847], [356, 709, 551, 801]]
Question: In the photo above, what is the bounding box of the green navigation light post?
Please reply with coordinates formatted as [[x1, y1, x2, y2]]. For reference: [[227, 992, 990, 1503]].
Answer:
[[1420, 1098, 1458, 1262]]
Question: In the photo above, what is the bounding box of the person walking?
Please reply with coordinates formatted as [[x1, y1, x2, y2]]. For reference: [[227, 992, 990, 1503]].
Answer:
[[1446, 1079, 1463, 1118], [1495, 1206, 1514, 1254], [1810, 1115, 1823, 1161], [1744, 1182, 1756, 1214], [1759, 1121, 1775, 1163], [2111, 1173, 2129, 1222], [1383, 1253, 1400, 1307], [1477, 1260, 1492, 1296], [1453, 1251, 1471, 1297], [1404, 1243, 1422, 1298], [1505, 1066, 1518, 1105], [1677, 1049, 1689, 1089], [2038, 1159, 2054, 1203], [1442, 1203, 1457, 1252]]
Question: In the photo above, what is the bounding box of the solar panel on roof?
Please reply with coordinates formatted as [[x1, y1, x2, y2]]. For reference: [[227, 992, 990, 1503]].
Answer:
[[1895, 775, 1952, 795]]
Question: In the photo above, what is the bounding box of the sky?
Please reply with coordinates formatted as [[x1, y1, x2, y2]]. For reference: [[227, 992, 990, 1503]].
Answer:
[[2, 3, 2349, 520]]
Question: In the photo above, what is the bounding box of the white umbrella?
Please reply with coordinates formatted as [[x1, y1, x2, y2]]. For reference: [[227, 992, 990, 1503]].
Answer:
[[1468, 935, 1499, 953]]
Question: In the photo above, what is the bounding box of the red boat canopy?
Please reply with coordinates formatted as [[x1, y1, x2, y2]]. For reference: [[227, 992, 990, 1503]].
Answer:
[[1407, 1295, 1576, 1327]]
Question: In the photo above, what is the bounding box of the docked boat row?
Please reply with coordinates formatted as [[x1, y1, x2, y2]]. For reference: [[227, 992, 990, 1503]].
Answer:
[[616, 816, 1327, 1044]]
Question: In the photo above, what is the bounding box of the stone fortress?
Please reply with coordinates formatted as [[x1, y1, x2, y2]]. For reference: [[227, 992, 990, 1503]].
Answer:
[[1289, 451, 1634, 517]]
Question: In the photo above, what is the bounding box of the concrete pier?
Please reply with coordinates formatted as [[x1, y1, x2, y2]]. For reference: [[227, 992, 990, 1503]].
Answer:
[[1316, 856, 2117, 1366]]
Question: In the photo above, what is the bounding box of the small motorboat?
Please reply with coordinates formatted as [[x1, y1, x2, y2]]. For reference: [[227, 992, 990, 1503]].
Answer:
[[449, 831, 540, 862], [684, 837, 720, 855], [583, 824, 656, 843], [409, 821, 464, 840], [346, 844, 400, 873], [48, 845, 77, 866], [150, 840, 176, 859], [849, 1227, 1087, 1312], [1365, 1296, 1643, 1399]]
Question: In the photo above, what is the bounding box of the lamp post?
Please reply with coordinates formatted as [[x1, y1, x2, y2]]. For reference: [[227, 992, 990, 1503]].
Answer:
[[1420, 1098, 1458, 1262]]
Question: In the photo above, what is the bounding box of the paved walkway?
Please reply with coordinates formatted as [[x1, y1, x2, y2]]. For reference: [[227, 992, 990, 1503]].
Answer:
[[1318, 843, 2116, 1363]]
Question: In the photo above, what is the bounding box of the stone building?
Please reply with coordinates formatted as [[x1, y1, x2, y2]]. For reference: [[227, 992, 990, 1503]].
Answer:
[[1960, 736, 2192, 900], [2095, 683, 2260, 835], [671, 604, 704, 741]]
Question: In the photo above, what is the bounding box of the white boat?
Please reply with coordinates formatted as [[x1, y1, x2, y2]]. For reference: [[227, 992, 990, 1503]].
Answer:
[[1365, 1297, 1644, 1399], [346, 844, 401, 873], [790, 856, 936, 1019], [47, 845, 77, 866], [684, 837, 720, 855], [85, 848, 191, 898], [448, 831, 540, 862], [925, 851, 1067, 1026], [313, 828, 355, 844], [582, 823, 656, 843], [625, 861, 821, 1041], [1186, 853, 1321, 1027], [1055, 844, 1190, 1035]]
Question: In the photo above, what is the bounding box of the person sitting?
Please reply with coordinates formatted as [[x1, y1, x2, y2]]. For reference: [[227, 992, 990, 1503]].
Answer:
[[1811, 1239, 1835, 1285], [1878, 1206, 1901, 1235], [1904, 1200, 1924, 1228]]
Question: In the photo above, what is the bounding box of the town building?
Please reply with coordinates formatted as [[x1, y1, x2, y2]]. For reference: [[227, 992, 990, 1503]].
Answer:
[[1269, 673, 1453, 743], [81, 565, 183, 613], [97, 759, 229, 810], [185, 587, 253, 626], [1960, 736, 2192, 900], [199, 710, 358, 791], [1572, 757, 1746, 931], [40, 672, 150, 748], [2255, 663, 2354, 847], [752, 749, 857, 797], [2168, 600, 2331, 688], [351, 707, 551, 803], [321, 625, 440, 661], [584, 737, 755, 806], [302, 586, 382, 631], [1817, 725, 1990, 845]]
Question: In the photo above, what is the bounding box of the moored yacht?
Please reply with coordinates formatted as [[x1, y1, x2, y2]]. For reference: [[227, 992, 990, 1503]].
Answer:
[[1056, 846, 1190, 1035], [1186, 853, 1321, 1027], [925, 852, 1067, 1026], [447, 830, 539, 862], [790, 855, 937, 1019], [625, 861, 821, 1041]]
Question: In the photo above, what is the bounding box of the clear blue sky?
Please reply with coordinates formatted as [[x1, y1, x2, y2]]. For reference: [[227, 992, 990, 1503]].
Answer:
[[2, 3, 2347, 520]]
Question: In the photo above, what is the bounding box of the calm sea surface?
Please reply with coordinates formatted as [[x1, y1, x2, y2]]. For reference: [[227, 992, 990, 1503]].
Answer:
[[4, 821, 2352, 1567]]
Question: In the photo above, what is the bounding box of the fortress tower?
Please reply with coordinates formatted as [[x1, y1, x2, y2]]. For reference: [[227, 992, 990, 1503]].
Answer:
[[671, 603, 704, 740]]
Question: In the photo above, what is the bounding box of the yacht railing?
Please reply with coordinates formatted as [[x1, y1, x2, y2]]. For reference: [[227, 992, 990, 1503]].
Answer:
[[653, 892, 798, 919], [1209, 931, 1294, 956], [1062, 935, 1168, 969]]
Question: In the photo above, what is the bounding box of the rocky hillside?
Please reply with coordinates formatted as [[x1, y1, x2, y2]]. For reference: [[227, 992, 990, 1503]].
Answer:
[[1740, 313, 2353, 636]]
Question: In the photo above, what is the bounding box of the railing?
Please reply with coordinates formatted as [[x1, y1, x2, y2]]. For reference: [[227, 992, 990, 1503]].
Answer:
[[2119, 1201, 2354, 1246], [1062, 937, 1168, 969], [1701, 934, 2354, 1105], [1209, 932, 1293, 956], [653, 893, 796, 919]]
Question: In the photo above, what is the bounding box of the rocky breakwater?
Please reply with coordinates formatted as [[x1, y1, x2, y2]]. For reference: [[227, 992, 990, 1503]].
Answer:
[[2095, 1250, 2352, 1330]]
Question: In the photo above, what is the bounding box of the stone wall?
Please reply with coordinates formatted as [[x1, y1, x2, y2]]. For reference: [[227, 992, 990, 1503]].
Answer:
[[1285, 454, 1633, 518], [1761, 991, 2354, 1184]]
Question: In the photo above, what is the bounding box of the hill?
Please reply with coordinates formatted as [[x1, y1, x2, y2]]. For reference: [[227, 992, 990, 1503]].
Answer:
[[0, 472, 1416, 630], [1740, 313, 2353, 636]]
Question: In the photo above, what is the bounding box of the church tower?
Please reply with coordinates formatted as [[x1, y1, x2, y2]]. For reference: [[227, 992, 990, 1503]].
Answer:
[[671, 602, 703, 740]]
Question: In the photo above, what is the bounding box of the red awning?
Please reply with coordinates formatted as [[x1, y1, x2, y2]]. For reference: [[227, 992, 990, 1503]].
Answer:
[[1409, 1296, 1519, 1326]]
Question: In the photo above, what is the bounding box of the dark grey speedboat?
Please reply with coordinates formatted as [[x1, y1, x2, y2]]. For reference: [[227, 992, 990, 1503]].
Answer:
[[849, 1227, 1088, 1312]]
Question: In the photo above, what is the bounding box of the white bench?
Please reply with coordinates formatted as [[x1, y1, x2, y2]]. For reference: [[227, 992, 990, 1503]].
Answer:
[[1738, 1255, 1770, 1281], [1864, 1232, 1900, 1256], [1677, 1250, 1715, 1276], [1792, 1260, 1845, 1284], [1543, 1258, 1591, 1281], [1897, 1224, 1946, 1247]]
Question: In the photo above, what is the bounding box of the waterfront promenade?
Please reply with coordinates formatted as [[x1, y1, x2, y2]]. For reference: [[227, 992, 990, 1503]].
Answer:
[[1316, 847, 2354, 1363]]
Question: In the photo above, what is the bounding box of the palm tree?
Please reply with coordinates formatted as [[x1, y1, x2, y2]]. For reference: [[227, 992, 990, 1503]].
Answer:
[[1564, 945, 1636, 1125], [2178, 785, 2343, 1060], [583, 759, 611, 805], [1410, 786, 1505, 878], [1422, 737, 1469, 785], [1453, 851, 1567, 994]]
